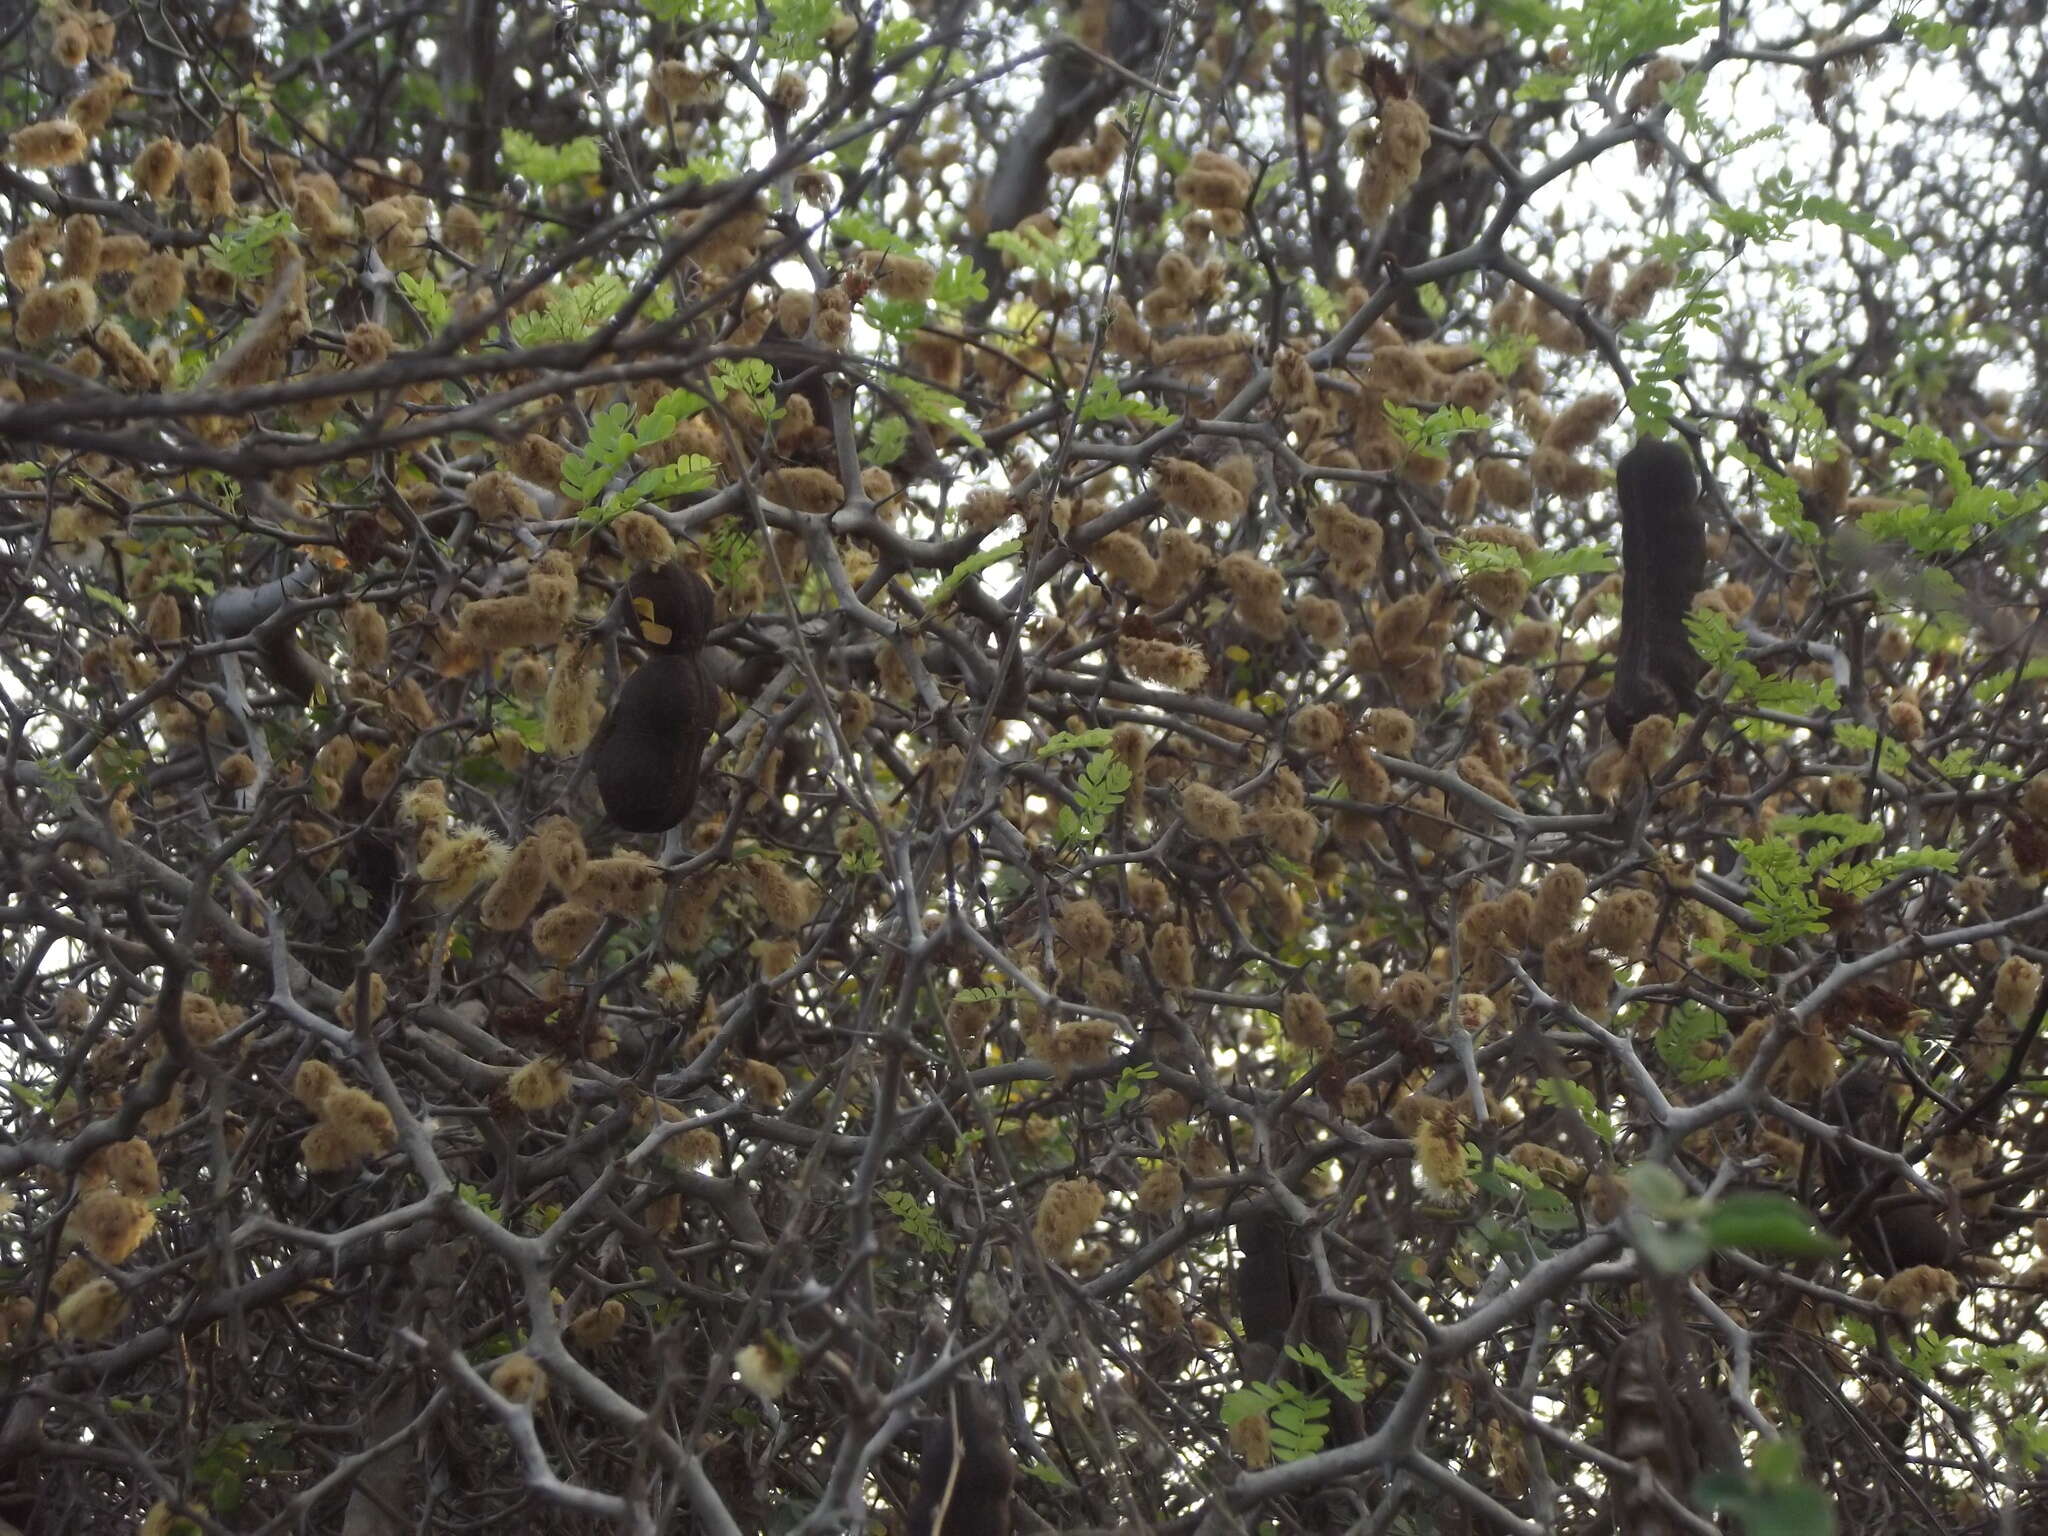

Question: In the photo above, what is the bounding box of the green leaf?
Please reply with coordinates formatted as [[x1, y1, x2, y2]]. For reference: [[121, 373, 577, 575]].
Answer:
[[765, 0, 837, 61], [896, 375, 984, 449], [1703, 1192, 1841, 1260], [1698, 1442, 1837, 1535], [510, 272, 631, 348], [1515, 71, 1575, 102], [952, 985, 1014, 1005], [203, 210, 294, 281], [1446, 536, 1613, 584], [1080, 374, 1176, 427], [1039, 728, 1116, 757], [396, 271, 450, 333], [501, 128, 603, 187], [934, 258, 987, 309], [866, 414, 910, 466], [1685, 608, 1841, 718], [1535, 1077, 1615, 1141], [931, 536, 1022, 607], [1102, 1063, 1157, 1113], [1383, 400, 1491, 454], [1622, 1162, 1694, 1220], [1059, 749, 1132, 848], [831, 209, 909, 254], [879, 1188, 956, 1255], [643, 0, 750, 21]]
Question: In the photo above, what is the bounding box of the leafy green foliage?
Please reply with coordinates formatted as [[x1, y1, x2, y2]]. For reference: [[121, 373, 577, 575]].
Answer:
[[1469, 1148, 1579, 1231], [764, 0, 837, 61], [880, 1189, 955, 1256], [1713, 169, 1908, 260], [396, 271, 451, 333], [865, 414, 909, 465], [985, 205, 1103, 290], [641, 0, 749, 20], [1701, 1192, 1840, 1261], [1038, 728, 1116, 758], [1535, 1077, 1616, 1141], [1726, 441, 1819, 542], [510, 273, 631, 348], [830, 209, 909, 255], [501, 128, 602, 187], [837, 817, 880, 874], [1698, 1441, 1837, 1536], [1058, 750, 1131, 848], [1103, 1064, 1158, 1114], [1685, 608, 1841, 717], [930, 536, 1022, 607], [203, 211, 294, 281], [193, 1421, 292, 1516], [1222, 1381, 1331, 1461], [559, 389, 715, 524], [1852, 415, 2048, 554], [951, 985, 1014, 1006], [1730, 833, 1830, 944], [1080, 374, 1176, 427], [894, 375, 984, 448], [933, 259, 987, 309], [1653, 1001, 1731, 1084], [1383, 401, 1491, 455], [1446, 535, 1615, 583]]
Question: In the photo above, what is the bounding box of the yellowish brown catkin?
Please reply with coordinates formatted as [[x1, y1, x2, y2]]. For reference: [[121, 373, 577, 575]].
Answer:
[[1588, 886, 1657, 959], [71, 1188, 155, 1263], [1033, 1177, 1106, 1254], [480, 836, 554, 932], [507, 1056, 573, 1112], [1290, 704, 1345, 754], [1542, 392, 1620, 454], [614, 511, 676, 566], [1180, 781, 1243, 841], [469, 470, 538, 523], [417, 828, 501, 911], [130, 138, 182, 201], [542, 642, 599, 756], [1611, 258, 1677, 322], [18, 279, 99, 346], [762, 467, 845, 515], [1995, 955, 2041, 1022], [57, 1276, 126, 1340], [126, 251, 185, 321], [8, 119, 92, 171], [1150, 923, 1195, 991], [1153, 457, 1245, 522], [1360, 97, 1430, 222], [1116, 636, 1208, 691], [579, 852, 664, 919], [1282, 991, 1334, 1052], [184, 142, 235, 217], [533, 901, 604, 963], [490, 1352, 549, 1405]]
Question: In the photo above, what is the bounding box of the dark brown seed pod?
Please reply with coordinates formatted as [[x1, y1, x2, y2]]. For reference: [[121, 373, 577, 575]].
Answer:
[[1607, 438, 1708, 744], [589, 652, 717, 834], [907, 1380, 1014, 1536], [625, 564, 714, 655]]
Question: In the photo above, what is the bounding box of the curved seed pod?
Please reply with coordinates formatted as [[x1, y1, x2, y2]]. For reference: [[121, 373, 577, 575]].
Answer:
[[907, 1380, 1014, 1536], [1607, 438, 1708, 744], [625, 563, 715, 654], [589, 653, 717, 834], [1820, 1068, 1958, 1275], [1602, 1324, 1702, 1535]]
